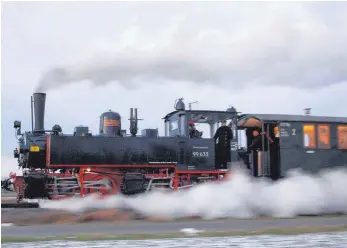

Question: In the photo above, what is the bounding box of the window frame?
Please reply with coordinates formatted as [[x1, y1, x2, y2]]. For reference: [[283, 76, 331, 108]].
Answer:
[[317, 124, 331, 149], [302, 123, 317, 149], [337, 125, 347, 150]]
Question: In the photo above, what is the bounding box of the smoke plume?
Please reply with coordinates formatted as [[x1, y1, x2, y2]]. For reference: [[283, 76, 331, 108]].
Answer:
[[39, 166, 347, 219], [35, 3, 347, 92]]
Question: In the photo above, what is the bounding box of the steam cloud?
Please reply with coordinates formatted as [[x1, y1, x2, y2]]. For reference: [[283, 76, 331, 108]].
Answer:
[[35, 3, 347, 92], [39, 166, 347, 219]]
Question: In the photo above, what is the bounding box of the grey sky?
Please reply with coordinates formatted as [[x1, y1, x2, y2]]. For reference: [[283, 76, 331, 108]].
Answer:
[[2, 1, 347, 176]]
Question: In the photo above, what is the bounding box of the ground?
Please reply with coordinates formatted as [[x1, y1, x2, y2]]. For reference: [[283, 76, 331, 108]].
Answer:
[[2, 208, 347, 243], [2, 192, 347, 243]]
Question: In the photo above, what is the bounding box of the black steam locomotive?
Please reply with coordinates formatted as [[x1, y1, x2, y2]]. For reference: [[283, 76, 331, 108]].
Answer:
[[12, 93, 238, 200]]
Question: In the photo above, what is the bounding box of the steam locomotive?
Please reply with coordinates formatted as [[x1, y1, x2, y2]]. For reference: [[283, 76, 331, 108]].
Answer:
[[11, 93, 236, 202], [10, 92, 347, 203]]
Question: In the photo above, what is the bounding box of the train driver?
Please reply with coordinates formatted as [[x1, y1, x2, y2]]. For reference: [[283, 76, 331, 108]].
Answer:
[[214, 120, 233, 169]]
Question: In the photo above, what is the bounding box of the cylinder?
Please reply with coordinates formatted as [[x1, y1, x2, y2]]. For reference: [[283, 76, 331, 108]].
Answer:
[[33, 93, 46, 132], [99, 111, 121, 136]]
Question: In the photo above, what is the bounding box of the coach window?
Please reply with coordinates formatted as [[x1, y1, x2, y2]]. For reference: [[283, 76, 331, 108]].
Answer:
[[274, 126, 279, 138], [318, 124, 331, 149], [303, 124, 316, 148], [337, 125, 347, 149]]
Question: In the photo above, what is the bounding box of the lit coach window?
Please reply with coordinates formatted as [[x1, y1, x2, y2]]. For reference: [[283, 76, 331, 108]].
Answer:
[[303, 124, 316, 148], [318, 124, 331, 149], [337, 125, 347, 149], [274, 126, 279, 138]]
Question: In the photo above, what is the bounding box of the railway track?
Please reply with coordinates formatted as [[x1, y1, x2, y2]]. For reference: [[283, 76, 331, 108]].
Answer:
[[1, 191, 40, 208], [1, 202, 39, 208]]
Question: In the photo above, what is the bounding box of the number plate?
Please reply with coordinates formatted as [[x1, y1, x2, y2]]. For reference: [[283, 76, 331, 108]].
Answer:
[[192, 151, 209, 157]]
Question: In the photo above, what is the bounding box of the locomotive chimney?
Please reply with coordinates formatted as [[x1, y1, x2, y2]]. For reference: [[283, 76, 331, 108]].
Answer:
[[33, 92, 46, 132]]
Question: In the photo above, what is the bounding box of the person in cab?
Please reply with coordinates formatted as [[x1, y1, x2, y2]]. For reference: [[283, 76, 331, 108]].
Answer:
[[188, 120, 202, 138]]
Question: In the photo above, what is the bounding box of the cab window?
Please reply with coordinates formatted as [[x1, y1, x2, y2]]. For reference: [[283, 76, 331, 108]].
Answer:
[[317, 124, 331, 149], [303, 124, 316, 148], [337, 125, 347, 149]]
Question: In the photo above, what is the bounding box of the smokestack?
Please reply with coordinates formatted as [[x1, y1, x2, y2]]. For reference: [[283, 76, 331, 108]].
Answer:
[[33, 93, 46, 132]]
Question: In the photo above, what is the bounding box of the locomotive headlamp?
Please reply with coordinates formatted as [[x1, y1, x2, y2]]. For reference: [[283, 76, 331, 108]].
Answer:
[[86, 168, 91, 172], [30, 145, 40, 152], [14, 120, 21, 129]]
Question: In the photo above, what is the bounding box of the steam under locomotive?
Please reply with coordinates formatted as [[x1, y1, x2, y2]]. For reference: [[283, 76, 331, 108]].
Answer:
[[9, 93, 347, 202]]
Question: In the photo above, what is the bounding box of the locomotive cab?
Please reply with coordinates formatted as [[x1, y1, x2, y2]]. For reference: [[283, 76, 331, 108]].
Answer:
[[163, 99, 240, 170], [163, 99, 239, 139]]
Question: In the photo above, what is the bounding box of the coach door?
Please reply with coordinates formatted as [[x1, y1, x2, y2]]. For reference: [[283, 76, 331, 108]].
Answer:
[[237, 116, 280, 179], [246, 126, 271, 178], [258, 122, 281, 180], [238, 116, 262, 176]]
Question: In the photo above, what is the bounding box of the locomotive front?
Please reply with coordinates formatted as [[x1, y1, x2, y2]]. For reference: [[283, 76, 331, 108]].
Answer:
[[13, 92, 49, 170], [12, 92, 59, 200]]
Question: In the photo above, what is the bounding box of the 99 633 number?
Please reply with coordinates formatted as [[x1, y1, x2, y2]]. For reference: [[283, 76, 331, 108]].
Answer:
[[192, 151, 209, 157]]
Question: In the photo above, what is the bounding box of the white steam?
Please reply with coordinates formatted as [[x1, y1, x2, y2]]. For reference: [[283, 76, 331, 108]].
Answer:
[[35, 2, 347, 92], [39, 166, 347, 219], [1, 156, 22, 179]]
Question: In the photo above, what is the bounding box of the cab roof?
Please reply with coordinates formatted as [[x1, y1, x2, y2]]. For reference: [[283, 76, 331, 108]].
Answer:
[[163, 110, 238, 123]]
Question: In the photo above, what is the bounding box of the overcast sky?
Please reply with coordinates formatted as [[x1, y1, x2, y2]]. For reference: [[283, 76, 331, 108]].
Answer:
[[2, 1, 347, 177]]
